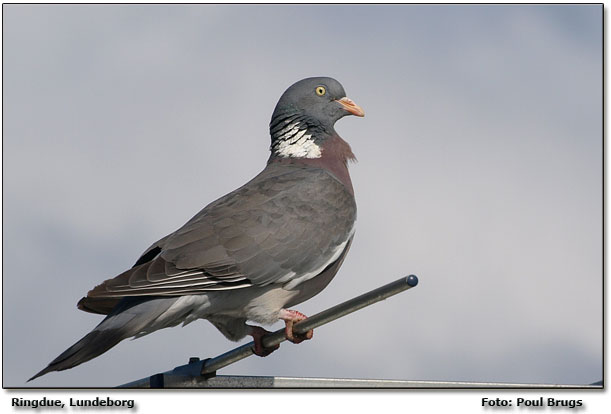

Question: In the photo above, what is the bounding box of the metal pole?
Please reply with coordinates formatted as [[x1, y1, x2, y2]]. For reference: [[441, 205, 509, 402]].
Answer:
[[121, 374, 602, 389], [200, 275, 418, 375]]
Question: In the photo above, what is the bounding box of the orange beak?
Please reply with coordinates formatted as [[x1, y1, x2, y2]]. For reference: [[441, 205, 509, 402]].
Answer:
[[336, 97, 365, 117]]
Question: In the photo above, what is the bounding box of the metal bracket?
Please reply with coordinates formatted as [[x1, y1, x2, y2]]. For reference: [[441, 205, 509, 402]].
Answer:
[[199, 358, 216, 380]]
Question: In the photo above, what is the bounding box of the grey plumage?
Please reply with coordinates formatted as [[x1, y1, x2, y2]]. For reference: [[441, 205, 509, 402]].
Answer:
[[30, 77, 363, 381]]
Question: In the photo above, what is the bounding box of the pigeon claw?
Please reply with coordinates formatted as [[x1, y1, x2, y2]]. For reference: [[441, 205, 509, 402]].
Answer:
[[248, 325, 279, 357], [279, 309, 314, 344]]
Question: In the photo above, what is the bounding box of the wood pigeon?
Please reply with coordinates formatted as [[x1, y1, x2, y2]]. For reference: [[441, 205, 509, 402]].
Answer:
[[30, 76, 364, 381]]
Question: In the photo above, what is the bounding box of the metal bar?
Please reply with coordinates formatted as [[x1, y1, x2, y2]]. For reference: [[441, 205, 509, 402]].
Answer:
[[200, 275, 418, 375], [120, 374, 602, 389]]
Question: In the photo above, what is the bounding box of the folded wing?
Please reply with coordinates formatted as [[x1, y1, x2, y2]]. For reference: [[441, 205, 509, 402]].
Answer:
[[79, 164, 356, 315]]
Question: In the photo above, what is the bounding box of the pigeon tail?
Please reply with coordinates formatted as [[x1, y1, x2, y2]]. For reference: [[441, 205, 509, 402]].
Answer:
[[28, 325, 128, 381], [28, 297, 177, 381]]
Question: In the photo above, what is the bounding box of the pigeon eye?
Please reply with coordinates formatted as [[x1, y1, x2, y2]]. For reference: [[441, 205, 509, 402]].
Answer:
[[315, 86, 326, 96]]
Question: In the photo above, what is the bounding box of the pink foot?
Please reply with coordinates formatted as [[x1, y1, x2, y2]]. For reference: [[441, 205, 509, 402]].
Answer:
[[248, 325, 279, 357], [279, 309, 314, 344]]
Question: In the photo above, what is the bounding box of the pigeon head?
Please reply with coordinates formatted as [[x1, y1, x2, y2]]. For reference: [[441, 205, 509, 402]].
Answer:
[[269, 77, 364, 159]]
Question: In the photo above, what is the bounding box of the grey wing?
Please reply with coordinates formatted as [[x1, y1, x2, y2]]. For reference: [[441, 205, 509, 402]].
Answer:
[[80, 165, 356, 307]]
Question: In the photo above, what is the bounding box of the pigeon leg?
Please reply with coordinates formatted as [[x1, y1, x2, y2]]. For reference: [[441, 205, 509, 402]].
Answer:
[[247, 325, 279, 357], [279, 309, 314, 344]]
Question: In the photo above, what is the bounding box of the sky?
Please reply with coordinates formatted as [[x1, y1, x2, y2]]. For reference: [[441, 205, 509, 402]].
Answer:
[[2, 4, 602, 388]]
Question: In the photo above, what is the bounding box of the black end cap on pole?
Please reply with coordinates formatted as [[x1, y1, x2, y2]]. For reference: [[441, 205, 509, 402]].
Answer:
[[407, 274, 419, 287]]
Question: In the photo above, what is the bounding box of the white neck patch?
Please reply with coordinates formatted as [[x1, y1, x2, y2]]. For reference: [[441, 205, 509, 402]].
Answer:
[[273, 121, 322, 159]]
